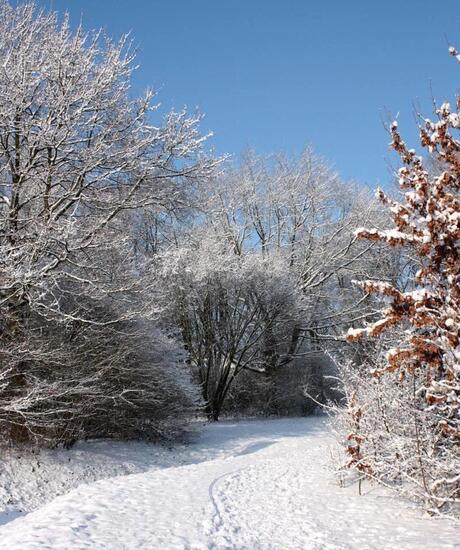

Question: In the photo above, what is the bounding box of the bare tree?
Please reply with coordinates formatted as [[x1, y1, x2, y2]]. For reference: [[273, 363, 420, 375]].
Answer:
[[0, 1, 216, 445], [158, 235, 306, 420]]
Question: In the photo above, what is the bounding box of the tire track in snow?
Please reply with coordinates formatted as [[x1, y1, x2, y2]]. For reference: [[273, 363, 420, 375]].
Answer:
[[205, 450, 345, 550], [205, 466, 248, 549], [205, 458, 313, 550]]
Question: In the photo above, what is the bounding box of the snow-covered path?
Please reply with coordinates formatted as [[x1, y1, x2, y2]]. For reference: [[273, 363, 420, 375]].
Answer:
[[0, 418, 457, 549]]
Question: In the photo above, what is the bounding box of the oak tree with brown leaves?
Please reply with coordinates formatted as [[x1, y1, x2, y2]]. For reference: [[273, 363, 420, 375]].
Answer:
[[344, 48, 460, 514]]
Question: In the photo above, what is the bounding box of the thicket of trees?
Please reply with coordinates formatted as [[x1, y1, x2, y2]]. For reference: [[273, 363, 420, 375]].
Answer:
[[155, 151, 397, 420], [0, 1, 458, 518], [0, 1, 391, 443]]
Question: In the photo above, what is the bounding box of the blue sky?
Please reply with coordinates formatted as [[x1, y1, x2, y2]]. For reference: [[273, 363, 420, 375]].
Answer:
[[33, 1, 460, 187]]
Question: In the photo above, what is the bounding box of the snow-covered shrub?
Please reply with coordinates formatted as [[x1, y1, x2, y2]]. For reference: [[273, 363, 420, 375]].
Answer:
[[334, 338, 459, 516], [0, 310, 200, 446]]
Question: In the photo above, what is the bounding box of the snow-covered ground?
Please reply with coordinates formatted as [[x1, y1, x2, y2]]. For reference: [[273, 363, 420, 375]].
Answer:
[[0, 417, 457, 549]]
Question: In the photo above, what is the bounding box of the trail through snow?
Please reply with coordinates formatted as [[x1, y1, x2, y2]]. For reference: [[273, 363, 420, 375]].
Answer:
[[0, 417, 457, 549]]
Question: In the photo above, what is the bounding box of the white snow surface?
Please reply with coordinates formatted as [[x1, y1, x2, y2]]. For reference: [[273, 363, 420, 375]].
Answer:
[[0, 417, 457, 549]]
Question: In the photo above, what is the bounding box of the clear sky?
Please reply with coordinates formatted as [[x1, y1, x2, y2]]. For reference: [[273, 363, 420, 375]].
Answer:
[[31, 1, 460, 187]]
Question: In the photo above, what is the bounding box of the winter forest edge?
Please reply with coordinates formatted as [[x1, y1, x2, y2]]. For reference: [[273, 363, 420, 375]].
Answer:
[[0, 0, 458, 525]]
